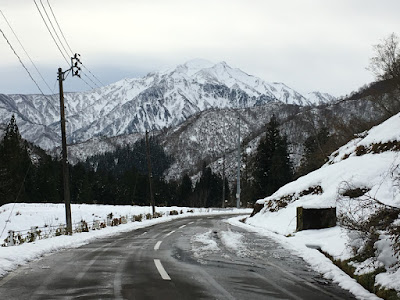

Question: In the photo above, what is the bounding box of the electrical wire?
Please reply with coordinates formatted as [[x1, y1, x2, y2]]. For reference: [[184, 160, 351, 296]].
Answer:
[[46, 0, 73, 55], [82, 73, 99, 89], [0, 27, 58, 111], [82, 64, 104, 87], [0, 10, 53, 94], [33, 0, 69, 65], [0, 28, 55, 103], [46, 0, 105, 87], [33, 0, 96, 91], [39, 0, 70, 60]]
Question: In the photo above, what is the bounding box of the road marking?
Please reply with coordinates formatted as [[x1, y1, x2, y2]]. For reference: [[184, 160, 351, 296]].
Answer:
[[154, 259, 171, 280], [165, 230, 175, 237], [179, 224, 186, 229], [188, 221, 194, 225], [154, 241, 162, 250]]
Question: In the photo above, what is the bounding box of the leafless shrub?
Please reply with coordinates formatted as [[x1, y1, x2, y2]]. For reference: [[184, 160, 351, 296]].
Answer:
[[337, 180, 400, 260]]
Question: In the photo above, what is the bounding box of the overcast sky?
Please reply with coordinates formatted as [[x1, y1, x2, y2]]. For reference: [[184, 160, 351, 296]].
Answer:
[[1, 0, 399, 97]]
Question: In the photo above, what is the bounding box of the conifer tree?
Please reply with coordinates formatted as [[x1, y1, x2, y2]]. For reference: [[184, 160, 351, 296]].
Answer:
[[252, 115, 293, 199], [0, 115, 31, 205], [178, 174, 193, 206], [297, 127, 330, 177]]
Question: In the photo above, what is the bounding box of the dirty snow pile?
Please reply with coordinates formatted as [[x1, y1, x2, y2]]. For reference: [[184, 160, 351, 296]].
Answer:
[[244, 112, 400, 296], [0, 203, 250, 277], [191, 229, 247, 261]]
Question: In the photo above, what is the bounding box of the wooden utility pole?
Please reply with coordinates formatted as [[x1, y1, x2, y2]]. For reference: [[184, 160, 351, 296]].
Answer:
[[222, 152, 226, 208], [58, 67, 72, 234], [145, 130, 156, 216], [236, 113, 241, 208], [57, 53, 81, 235]]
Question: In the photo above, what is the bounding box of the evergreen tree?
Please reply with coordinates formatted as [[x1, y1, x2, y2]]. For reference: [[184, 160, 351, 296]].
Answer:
[[193, 163, 224, 208], [297, 127, 330, 177], [0, 115, 32, 205], [27, 155, 62, 203], [178, 174, 193, 207], [252, 116, 293, 199]]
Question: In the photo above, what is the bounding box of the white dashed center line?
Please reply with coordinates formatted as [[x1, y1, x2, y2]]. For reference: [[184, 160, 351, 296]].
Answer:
[[188, 221, 194, 225], [179, 224, 186, 229], [154, 241, 162, 251], [165, 230, 175, 237], [154, 259, 171, 280]]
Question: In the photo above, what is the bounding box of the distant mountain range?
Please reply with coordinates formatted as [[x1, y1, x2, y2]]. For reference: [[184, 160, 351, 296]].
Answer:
[[0, 59, 335, 150]]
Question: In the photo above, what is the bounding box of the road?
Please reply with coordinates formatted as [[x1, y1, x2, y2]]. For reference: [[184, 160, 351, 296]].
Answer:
[[0, 215, 356, 299]]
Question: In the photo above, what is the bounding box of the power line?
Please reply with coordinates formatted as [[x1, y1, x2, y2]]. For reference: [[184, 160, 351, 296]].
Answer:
[[1, 28, 48, 97], [83, 73, 99, 89], [46, 0, 105, 88], [39, 0, 70, 59], [46, 0, 73, 54], [0, 10, 53, 94], [82, 64, 104, 87], [33, 0, 69, 65], [33, 0, 95, 91], [0, 25, 58, 111]]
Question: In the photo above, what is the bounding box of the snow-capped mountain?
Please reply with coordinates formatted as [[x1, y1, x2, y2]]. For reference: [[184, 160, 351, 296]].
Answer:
[[306, 91, 337, 105], [0, 59, 335, 150]]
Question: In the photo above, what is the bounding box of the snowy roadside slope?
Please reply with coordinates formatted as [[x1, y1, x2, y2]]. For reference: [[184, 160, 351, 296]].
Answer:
[[0, 204, 251, 277], [245, 113, 400, 295], [248, 112, 400, 234]]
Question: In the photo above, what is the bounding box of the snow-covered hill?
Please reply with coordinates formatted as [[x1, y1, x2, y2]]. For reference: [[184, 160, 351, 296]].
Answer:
[[0, 59, 335, 150], [247, 112, 400, 294], [58, 93, 386, 185]]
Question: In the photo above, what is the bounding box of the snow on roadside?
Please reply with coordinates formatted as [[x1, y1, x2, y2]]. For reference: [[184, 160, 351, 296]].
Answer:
[[0, 204, 251, 278], [233, 113, 400, 299], [227, 216, 382, 300]]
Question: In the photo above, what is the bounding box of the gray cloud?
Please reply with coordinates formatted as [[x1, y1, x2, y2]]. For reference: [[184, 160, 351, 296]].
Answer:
[[0, 0, 399, 97]]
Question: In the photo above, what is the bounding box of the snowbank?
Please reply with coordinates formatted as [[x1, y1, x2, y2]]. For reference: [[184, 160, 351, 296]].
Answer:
[[247, 112, 400, 297], [0, 203, 251, 277]]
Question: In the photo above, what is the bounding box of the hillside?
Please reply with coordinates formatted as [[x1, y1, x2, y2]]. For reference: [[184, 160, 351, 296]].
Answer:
[[59, 91, 391, 185], [246, 112, 400, 296]]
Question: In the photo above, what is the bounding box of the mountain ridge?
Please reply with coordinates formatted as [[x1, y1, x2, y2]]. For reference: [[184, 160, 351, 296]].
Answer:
[[0, 59, 336, 150]]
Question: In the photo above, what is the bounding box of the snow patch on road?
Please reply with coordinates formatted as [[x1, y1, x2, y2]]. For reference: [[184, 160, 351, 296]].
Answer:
[[191, 230, 220, 259], [220, 230, 248, 257]]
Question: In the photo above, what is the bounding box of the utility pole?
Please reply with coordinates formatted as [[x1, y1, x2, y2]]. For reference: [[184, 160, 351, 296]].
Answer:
[[221, 119, 226, 208], [236, 113, 241, 209], [222, 152, 226, 208], [58, 67, 72, 234], [58, 53, 81, 235], [145, 130, 156, 216]]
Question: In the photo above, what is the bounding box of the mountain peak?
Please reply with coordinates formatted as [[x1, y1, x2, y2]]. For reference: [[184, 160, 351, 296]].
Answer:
[[170, 59, 215, 77], [183, 58, 215, 69], [1, 59, 336, 150]]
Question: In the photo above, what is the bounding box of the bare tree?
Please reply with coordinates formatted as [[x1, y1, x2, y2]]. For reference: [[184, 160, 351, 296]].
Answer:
[[368, 33, 400, 82]]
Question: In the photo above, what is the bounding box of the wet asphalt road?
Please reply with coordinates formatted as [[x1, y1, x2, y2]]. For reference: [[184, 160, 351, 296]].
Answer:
[[0, 215, 356, 299]]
